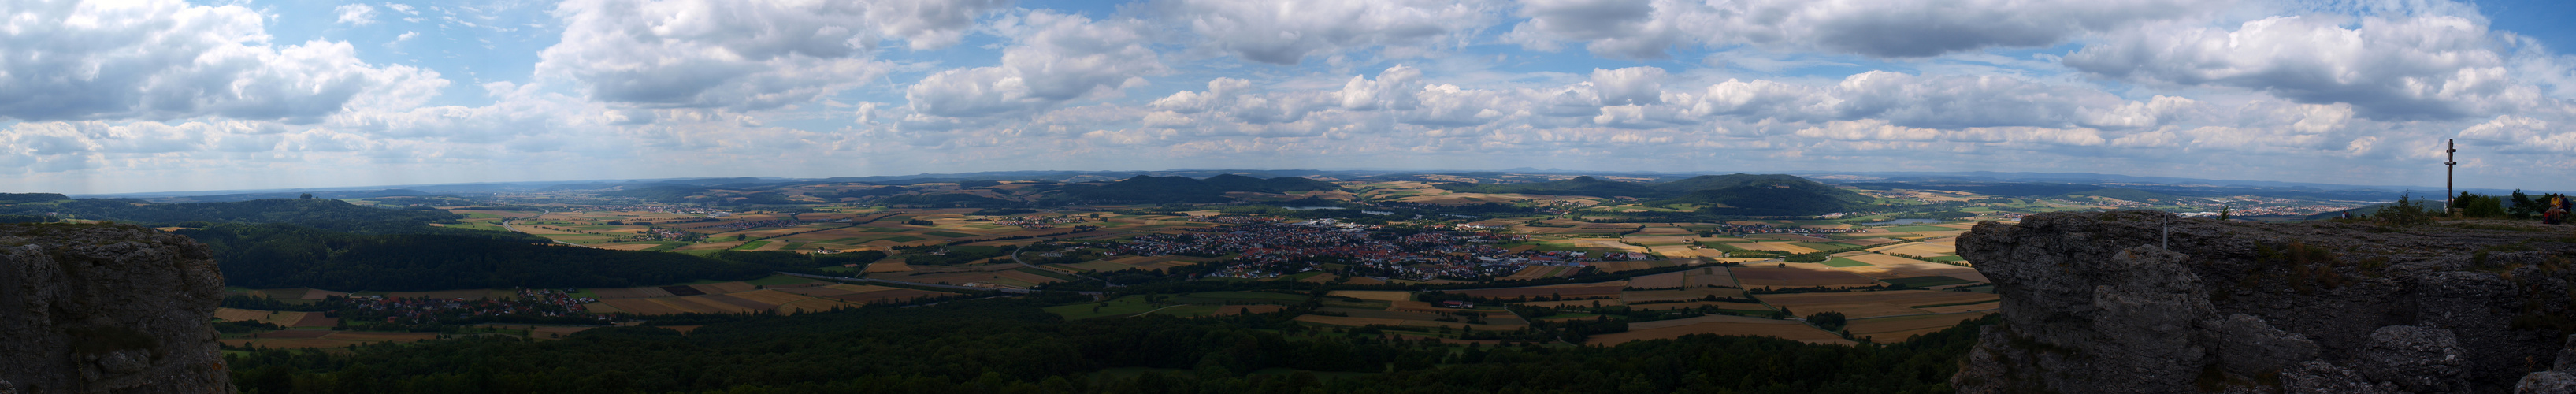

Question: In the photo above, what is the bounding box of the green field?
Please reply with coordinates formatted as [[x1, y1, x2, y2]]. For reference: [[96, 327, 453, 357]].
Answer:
[[1170, 291, 1309, 304], [643, 243, 684, 251], [878, 235, 926, 243], [924, 231, 976, 238], [1791, 242, 1860, 251], [1821, 257, 1872, 267], [1880, 225, 1958, 232], [729, 240, 772, 251]]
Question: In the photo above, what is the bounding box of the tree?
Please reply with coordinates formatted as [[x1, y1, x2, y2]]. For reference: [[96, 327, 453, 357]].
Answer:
[[299, 193, 314, 199], [1806, 311, 1847, 333], [2510, 190, 2539, 219], [2217, 206, 2230, 221]]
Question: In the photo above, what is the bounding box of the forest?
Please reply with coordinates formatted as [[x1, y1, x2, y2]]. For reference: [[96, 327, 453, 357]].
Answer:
[[0, 197, 466, 233], [181, 223, 777, 291], [225, 297, 1988, 394]]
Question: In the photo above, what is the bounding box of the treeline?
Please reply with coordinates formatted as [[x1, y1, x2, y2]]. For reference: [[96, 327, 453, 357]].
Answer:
[[225, 298, 1990, 394], [181, 224, 774, 291]]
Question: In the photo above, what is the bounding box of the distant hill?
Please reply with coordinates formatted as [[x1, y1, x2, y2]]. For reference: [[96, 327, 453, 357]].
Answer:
[[182, 224, 770, 291], [1647, 175, 1875, 216], [1433, 173, 1871, 216], [1432, 176, 1663, 198], [0, 192, 69, 204], [0, 198, 466, 233], [599, 184, 714, 203], [2058, 188, 2181, 203], [1063, 175, 1342, 203]]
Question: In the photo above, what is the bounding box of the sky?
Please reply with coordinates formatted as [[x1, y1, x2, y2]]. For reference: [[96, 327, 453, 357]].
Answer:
[[5, 0, 2576, 195]]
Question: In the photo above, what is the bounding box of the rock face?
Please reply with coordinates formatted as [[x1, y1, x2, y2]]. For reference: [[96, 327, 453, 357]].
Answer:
[[1, 223, 230, 393], [1952, 211, 2576, 393]]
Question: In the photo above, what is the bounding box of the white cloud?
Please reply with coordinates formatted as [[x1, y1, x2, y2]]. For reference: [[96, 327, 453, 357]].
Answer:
[[1153, 0, 1499, 65], [2067, 14, 2546, 120], [0, 0, 445, 123], [904, 12, 1163, 118], [1504, 0, 2217, 59], [383, 3, 418, 15], [336, 4, 379, 25], [536, 0, 1011, 112]]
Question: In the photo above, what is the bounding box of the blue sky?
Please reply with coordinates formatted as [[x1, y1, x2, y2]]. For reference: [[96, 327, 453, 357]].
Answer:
[[4, 0, 2575, 194]]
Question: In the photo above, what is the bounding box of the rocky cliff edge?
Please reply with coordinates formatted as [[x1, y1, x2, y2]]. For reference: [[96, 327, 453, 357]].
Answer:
[[1951, 210, 2576, 394], [1, 223, 229, 393]]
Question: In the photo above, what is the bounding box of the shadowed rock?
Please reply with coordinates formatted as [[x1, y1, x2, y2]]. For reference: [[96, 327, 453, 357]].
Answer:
[[1, 223, 230, 393], [1952, 210, 2576, 393]]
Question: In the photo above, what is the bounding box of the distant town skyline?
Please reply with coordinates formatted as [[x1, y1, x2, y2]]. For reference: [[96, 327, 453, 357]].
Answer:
[[5, 0, 2574, 195]]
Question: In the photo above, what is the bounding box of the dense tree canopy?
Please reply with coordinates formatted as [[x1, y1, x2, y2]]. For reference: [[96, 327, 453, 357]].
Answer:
[[227, 298, 1992, 393], [183, 224, 771, 291]]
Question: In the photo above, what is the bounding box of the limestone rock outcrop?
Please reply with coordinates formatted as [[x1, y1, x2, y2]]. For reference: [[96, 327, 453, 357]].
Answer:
[[1, 223, 230, 393], [1952, 210, 2576, 393]]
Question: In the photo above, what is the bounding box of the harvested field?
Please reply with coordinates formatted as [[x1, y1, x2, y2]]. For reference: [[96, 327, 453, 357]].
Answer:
[[1873, 243, 1958, 257], [1446, 281, 1625, 300], [1832, 261, 1983, 281], [1917, 301, 2003, 314], [863, 262, 915, 273], [695, 294, 778, 310], [213, 307, 269, 322], [1327, 291, 1412, 302], [1628, 301, 1772, 311], [1584, 260, 1665, 273], [1620, 288, 1746, 303], [1685, 266, 1738, 288], [830, 288, 954, 304], [588, 287, 674, 299], [772, 287, 859, 297], [1346, 277, 1388, 285], [1734, 243, 1820, 254], [690, 282, 758, 294], [1592, 316, 1847, 345], [719, 289, 810, 305], [1212, 305, 1289, 316], [581, 302, 624, 314], [384, 289, 492, 300], [659, 286, 707, 296], [1628, 270, 1687, 288], [599, 299, 683, 314], [1756, 290, 1999, 308], [1839, 254, 1935, 267], [776, 298, 860, 314], [1847, 312, 1994, 342], [1729, 264, 1884, 289], [644, 298, 722, 314], [1840, 238, 1904, 246], [1778, 303, 1928, 318], [288, 314, 339, 328], [1512, 299, 1624, 308]]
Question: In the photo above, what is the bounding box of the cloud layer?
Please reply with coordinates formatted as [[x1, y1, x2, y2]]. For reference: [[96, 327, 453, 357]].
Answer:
[[1, 0, 2572, 194]]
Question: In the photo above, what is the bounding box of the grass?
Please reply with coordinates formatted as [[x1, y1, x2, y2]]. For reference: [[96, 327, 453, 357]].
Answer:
[[1820, 257, 1873, 267], [1921, 255, 1966, 262], [1791, 242, 1861, 251], [1881, 276, 1976, 288], [1282, 271, 1327, 281], [728, 240, 772, 251], [878, 235, 926, 243], [923, 231, 976, 238], [1173, 291, 1310, 304], [1880, 225, 1958, 232], [643, 243, 683, 251]]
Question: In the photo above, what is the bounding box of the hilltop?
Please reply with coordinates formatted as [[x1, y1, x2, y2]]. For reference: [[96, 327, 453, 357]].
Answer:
[[1431, 173, 1873, 216]]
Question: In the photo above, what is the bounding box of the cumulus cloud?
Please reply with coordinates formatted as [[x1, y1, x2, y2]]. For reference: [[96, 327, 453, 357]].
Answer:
[[1505, 0, 2214, 59], [1153, 0, 1498, 65], [0, 0, 445, 123], [537, 0, 1011, 112], [904, 12, 1162, 118], [2067, 14, 2543, 120], [336, 4, 380, 25]]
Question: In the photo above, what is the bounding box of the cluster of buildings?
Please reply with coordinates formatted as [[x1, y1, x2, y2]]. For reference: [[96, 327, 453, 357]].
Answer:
[[990, 215, 1084, 228], [1706, 221, 1859, 236], [1125, 222, 1637, 281], [344, 289, 594, 325], [1186, 214, 1279, 225], [612, 228, 700, 242], [694, 218, 813, 230]]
